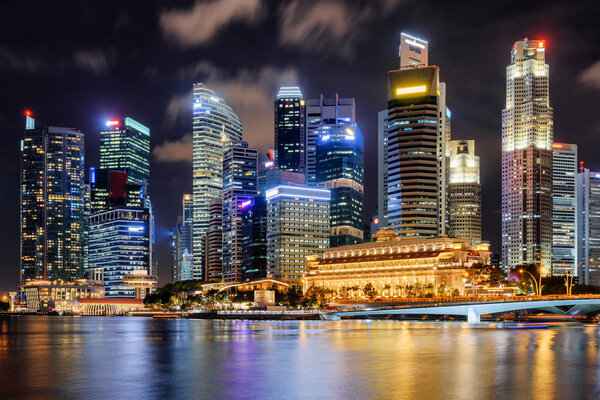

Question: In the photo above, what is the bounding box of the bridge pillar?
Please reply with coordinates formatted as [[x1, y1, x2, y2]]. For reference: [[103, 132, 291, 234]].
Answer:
[[467, 307, 480, 324]]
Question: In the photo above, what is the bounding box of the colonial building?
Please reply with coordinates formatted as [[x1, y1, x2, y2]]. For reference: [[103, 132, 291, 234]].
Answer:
[[304, 230, 490, 298]]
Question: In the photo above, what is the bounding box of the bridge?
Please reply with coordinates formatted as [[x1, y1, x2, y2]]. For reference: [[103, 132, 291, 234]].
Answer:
[[324, 298, 600, 323]]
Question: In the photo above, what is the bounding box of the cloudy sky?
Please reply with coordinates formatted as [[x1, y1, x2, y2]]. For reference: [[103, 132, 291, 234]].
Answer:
[[1, 0, 600, 292]]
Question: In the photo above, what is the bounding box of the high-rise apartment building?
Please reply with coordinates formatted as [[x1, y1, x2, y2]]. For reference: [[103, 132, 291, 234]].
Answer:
[[172, 194, 194, 282], [100, 118, 150, 187], [501, 39, 553, 273], [305, 95, 355, 186], [316, 123, 364, 246], [577, 169, 600, 285], [206, 198, 223, 282], [266, 185, 330, 284], [448, 140, 481, 246], [274, 87, 305, 177], [192, 84, 242, 279], [88, 208, 151, 297], [222, 141, 258, 282], [552, 143, 578, 276], [20, 113, 85, 284]]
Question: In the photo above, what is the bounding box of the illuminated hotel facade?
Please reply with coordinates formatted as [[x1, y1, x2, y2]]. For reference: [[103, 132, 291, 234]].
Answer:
[[20, 113, 85, 284], [501, 39, 553, 273], [448, 140, 481, 246], [192, 84, 242, 279], [552, 143, 577, 276], [266, 185, 330, 284], [274, 87, 305, 176], [304, 232, 490, 298]]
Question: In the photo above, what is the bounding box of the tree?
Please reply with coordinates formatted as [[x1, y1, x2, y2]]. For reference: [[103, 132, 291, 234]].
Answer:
[[363, 283, 377, 299], [467, 263, 507, 286], [510, 264, 542, 295], [349, 285, 360, 298], [383, 283, 392, 297], [0, 302, 9, 312], [286, 285, 303, 308]]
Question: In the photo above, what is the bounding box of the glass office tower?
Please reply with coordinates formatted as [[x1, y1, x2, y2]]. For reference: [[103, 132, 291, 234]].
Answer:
[[20, 113, 85, 283], [172, 194, 194, 282], [274, 87, 305, 177], [316, 123, 364, 246], [192, 83, 242, 280]]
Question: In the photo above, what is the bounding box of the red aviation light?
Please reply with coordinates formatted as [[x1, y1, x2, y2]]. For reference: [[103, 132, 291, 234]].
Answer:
[[24, 110, 32, 117]]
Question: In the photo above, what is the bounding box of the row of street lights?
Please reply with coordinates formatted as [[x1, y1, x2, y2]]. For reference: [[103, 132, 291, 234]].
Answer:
[[519, 259, 594, 296]]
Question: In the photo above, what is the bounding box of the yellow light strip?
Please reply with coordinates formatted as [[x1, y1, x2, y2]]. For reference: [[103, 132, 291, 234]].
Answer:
[[396, 85, 427, 96]]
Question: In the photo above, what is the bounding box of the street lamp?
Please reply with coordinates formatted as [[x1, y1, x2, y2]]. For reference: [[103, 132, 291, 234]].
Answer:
[[566, 259, 594, 296], [519, 268, 542, 296]]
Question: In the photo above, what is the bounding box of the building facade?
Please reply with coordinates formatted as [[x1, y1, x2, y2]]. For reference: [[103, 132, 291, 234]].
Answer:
[[192, 84, 242, 279], [88, 208, 151, 297], [448, 140, 481, 246], [552, 143, 578, 276], [577, 169, 600, 285], [206, 198, 223, 282], [304, 233, 491, 299], [305, 95, 355, 186], [274, 87, 305, 176], [172, 194, 194, 282], [266, 185, 330, 284], [386, 65, 451, 237], [501, 39, 553, 273], [316, 123, 364, 246], [241, 195, 267, 281], [222, 141, 258, 282], [23, 280, 103, 313], [20, 114, 85, 284], [377, 109, 389, 227]]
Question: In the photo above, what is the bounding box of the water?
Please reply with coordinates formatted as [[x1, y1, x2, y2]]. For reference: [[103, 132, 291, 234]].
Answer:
[[1, 316, 599, 400]]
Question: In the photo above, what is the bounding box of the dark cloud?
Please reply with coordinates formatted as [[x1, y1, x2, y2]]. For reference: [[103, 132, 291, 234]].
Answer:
[[153, 133, 193, 162], [578, 61, 600, 90], [72, 49, 114, 75]]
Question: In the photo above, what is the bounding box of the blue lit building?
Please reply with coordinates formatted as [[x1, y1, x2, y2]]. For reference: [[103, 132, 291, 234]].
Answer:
[[266, 185, 330, 284], [88, 208, 150, 297], [316, 123, 364, 247], [222, 140, 258, 282]]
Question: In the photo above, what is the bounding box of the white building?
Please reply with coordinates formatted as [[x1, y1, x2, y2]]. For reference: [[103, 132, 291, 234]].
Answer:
[[501, 39, 553, 273], [577, 169, 600, 284], [552, 143, 578, 276], [192, 84, 242, 279]]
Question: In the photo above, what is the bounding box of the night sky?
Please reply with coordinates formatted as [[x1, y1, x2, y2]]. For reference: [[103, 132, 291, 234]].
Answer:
[[1, 0, 600, 293]]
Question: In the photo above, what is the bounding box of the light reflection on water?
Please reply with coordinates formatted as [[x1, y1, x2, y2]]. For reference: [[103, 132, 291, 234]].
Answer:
[[1, 316, 599, 400]]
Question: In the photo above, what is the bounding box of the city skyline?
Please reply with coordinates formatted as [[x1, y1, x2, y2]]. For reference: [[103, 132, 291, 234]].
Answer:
[[2, 1, 600, 292]]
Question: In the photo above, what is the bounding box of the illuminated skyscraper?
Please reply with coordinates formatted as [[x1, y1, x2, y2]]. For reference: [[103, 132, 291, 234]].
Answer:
[[316, 123, 364, 246], [274, 87, 305, 177], [100, 118, 150, 187], [20, 113, 85, 284], [386, 33, 451, 237], [552, 143, 577, 276], [266, 185, 330, 284], [305, 95, 355, 186], [501, 39, 553, 273], [192, 84, 242, 279], [577, 169, 600, 284], [222, 140, 258, 282], [172, 194, 194, 282], [448, 140, 481, 246], [206, 198, 223, 282], [377, 110, 389, 227]]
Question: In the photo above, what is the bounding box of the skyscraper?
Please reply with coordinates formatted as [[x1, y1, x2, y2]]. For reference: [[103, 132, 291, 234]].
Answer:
[[386, 59, 451, 237], [222, 140, 258, 282], [266, 185, 330, 284], [577, 169, 600, 284], [501, 39, 553, 273], [552, 143, 578, 276], [206, 198, 223, 282], [305, 95, 355, 186], [377, 110, 389, 227], [448, 140, 481, 246], [192, 84, 242, 279], [100, 118, 150, 187], [316, 123, 364, 246], [88, 208, 150, 297], [20, 113, 85, 284], [399, 33, 428, 69], [241, 194, 267, 281], [172, 194, 194, 282], [274, 87, 305, 177]]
